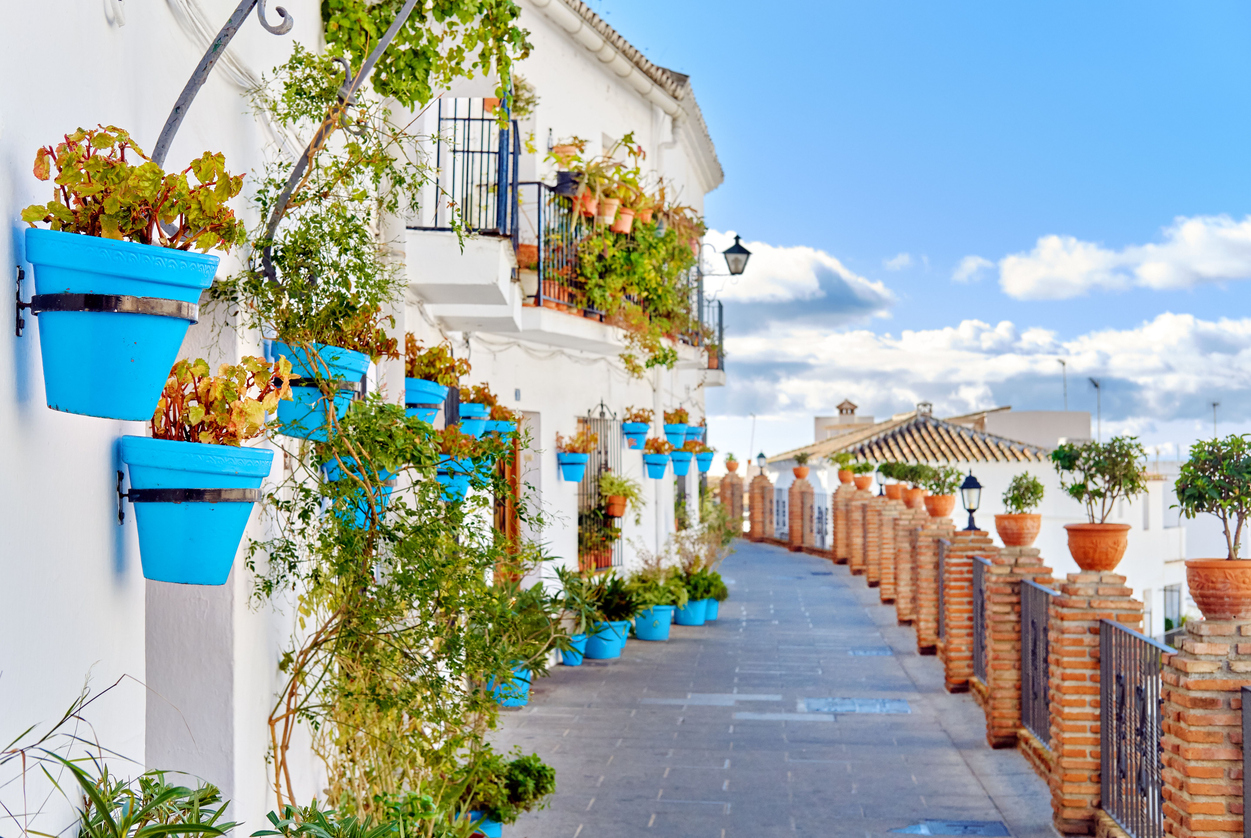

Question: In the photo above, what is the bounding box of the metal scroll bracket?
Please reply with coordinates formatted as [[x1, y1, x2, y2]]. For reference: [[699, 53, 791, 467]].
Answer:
[[15, 266, 26, 337], [151, 0, 294, 169], [117, 470, 261, 525]]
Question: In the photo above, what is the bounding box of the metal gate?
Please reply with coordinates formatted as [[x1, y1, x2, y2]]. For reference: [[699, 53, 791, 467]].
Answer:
[[578, 409, 623, 569], [1022, 579, 1058, 746]]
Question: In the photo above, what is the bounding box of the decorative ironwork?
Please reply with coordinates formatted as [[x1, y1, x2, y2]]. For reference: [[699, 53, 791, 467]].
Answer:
[[1101, 619, 1169, 838], [937, 538, 950, 639], [814, 492, 828, 551], [774, 487, 788, 539], [116, 470, 260, 524], [578, 406, 623, 570], [1021, 579, 1058, 746], [973, 556, 990, 684]]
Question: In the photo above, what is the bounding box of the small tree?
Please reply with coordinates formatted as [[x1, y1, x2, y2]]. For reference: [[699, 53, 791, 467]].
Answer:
[[1003, 473, 1045, 514], [926, 465, 963, 496], [794, 452, 811, 466], [1050, 436, 1147, 524], [1174, 434, 1251, 559]]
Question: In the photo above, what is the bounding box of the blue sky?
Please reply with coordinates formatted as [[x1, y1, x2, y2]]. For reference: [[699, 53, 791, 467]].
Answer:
[[583, 1, 1251, 461]]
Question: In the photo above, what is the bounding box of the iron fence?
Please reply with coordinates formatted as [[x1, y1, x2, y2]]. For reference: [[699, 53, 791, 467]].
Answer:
[[937, 539, 950, 639], [1100, 619, 1169, 838], [1022, 579, 1058, 746], [814, 492, 828, 550], [774, 487, 789, 539], [973, 556, 990, 684], [576, 413, 623, 570]]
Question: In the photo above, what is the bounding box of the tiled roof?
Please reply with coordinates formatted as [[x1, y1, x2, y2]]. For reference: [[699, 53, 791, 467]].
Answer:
[[768, 411, 1050, 465]]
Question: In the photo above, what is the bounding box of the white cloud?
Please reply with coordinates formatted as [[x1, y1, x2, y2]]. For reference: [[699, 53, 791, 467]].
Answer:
[[704, 230, 895, 311], [999, 215, 1251, 300], [884, 252, 913, 271], [952, 255, 994, 283]]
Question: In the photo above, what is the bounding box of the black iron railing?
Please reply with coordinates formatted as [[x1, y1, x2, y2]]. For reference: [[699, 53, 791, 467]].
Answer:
[[576, 414, 623, 571], [937, 539, 950, 639], [1100, 619, 1169, 838], [973, 556, 990, 684], [774, 487, 789, 539], [1022, 579, 1058, 746], [814, 492, 828, 551]]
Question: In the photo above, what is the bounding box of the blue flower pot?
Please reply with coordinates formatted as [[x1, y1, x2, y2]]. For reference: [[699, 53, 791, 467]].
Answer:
[[675, 598, 708, 626], [483, 419, 515, 435], [465, 812, 502, 838], [584, 620, 627, 659], [404, 377, 447, 424], [670, 451, 693, 476], [272, 341, 368, 441], [634, 605, 675, 641], [643, 453, 669, 479], [436, 457, 473, 502], [459, 402, 490, 438], [706, 599, 720, 621], [562, 633, 588, 666], [695, 451, 714, 473], [118, 436, 272, 586], [686, 425, 706, 444], [663, 423, 688, 448], [25, 228, 217, 420], [491, 666, 531, 707], [323, 458, 395, 529], [622, 422, 649, 449], [557, 452, 589, 482]]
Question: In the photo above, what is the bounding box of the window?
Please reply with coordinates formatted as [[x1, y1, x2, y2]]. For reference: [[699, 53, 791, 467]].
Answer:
[[1163, 584, 1183, 647]]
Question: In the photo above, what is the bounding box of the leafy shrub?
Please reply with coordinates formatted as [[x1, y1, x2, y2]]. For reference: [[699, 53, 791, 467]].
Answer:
[[1174, 434, 1251, 559], [663, 407, 690, 425], [644, 437, 674, 455], [623, 406, 653, 424], [1051, 436, 1146, 524], [794, 452, 811, 465], [555, 428, 598, 454], [152, 356, 292, 445], [405, 334, 471, 386], [1003, 472, 1045, 514], [925, 465, 963, 495], [455, 750, 555, 826]]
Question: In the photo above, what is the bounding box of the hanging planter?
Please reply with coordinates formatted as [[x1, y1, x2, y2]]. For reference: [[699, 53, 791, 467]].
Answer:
[[643, 453, 669, 479], [118, 436, 272, 586], [610, 207, 635, 234], [404, 377, 447, 423], [663, 423, 688, 448], [459, 402, 490, 438], [574, 192, 598, 217], [324, 458, 396, 530], [596, 197, 621, 225], [557, 453, 589, 482], [272, 341, 368, 441], [634, 605, 675, 641], [685, 425, 706, 444], [670, 450, 694, 476], [622, 422, 648, 449], [555, 428, 597, 482], [436, 457, 473, 502]]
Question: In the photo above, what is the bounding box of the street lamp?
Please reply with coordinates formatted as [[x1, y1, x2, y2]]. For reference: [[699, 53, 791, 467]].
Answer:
[[959, 471, 983, 532], [875, 468, 885, 496], [723, 235, 752, 276], [756, 451, 767, 476]]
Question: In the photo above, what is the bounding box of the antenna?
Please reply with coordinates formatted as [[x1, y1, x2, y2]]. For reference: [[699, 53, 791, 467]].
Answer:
[[1089, 378, 1101, 443], [1058, 359, 1067, 411], [1213, 401, 1220, 438]]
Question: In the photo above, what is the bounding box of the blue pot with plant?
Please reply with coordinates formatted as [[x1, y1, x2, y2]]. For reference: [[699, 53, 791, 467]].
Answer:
[[623, 423, 649, 449], [19, 128, 245, 421], [557, 453, 589, 482], [643, 453, 669, 479], [404, 336, 468, 423], [404, 378, 447, 423], [272, 341, 368, 441], [663, 423, 688, 448], [634, 605, 675, 641], [437, 457, 473, 502], [670, 450, 694, 476], [466, 813, 502, 838], [584, 620, 627, 659], [675, 598, 708, 626], [706, 599, 720, 621], [459, 402, 490, 438], [491, 666, 531, 708], [484, 419, 516, 436], [686, 424, 706, 444], [562, 633, 588, 666], [696, 451, 715, 473], [323, 458, 395, 529]]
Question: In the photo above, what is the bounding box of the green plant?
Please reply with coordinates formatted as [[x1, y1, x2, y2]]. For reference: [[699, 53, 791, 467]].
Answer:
[[1003, 472, 1046, 514], [594, 573, 641, 621], [463, 382, 497, 406], [724, 452, 737, 464], [626, 568, 689, 609], [680, 439, 706, 453], [1174, 434, 1251, 559], [794, 452, 811, 466], [600, 472, 644, 524], [877, 461, 899, 480], [664, 407, 690, 425], [453, 749, 555, 826], [827, 452, 855, 469], [556, 428, 598, 454], [925, 465, 963, 495], [152, 356, 292, 445], [644, 437, 674, 456], [405, 335, 471, 387], [254, 801, 394, 838], [554, 566, 606, 636], [682, 567, 718, 601], [1051, 436, 1147, 524], [708, 571, 729, 602], [850, 461, 875, 475], [623, 406, 653, 424], [22, 126, 246, 252]]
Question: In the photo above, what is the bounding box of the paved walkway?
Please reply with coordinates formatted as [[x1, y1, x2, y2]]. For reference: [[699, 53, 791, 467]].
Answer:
[[494, 540, 1056, 838]]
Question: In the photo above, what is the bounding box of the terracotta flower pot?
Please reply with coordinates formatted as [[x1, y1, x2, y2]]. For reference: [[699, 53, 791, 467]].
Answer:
[[610, 207, 635, 234], [604, 495, 627, 518], [904, 488, 927, 509], [884, 484, 904, 501], [1186, 559, 1251, 621], [995, 513, 1041, 547], [638, 208, 654, 223], [483, 97, 501, 113], [1064, 523, 1131, 572], [708, 355, 720, 370], [726, 460, 739, 473], [925, 495, 957, 519], [552, 144, 579, 160], [853, 475, 873, 491], [575, 192, 598, 217], [516, 242, 538, 269], [597, 198, 621, 225], [838, 469, 854, 484], [793, 466, 810, 479]]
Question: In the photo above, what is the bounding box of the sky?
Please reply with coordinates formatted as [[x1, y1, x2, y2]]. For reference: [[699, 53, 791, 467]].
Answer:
[[580, 1, 1251, 466]]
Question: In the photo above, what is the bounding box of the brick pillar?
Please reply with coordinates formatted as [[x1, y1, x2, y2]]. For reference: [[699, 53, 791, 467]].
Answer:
[[940, 529, 997, 693], [983, 547, 1053, 748], [915, 517, 955, 655], [849, 493, 871, 575], [787, 477, 814, 552], [865, 495, 885, 587], [833, 481, 854, 564], [878, 498, 905, 604], [1161, 621, 1251, 838], [748, 473, 774, 541], [719, 472, 743, 529], [894, 508, 928, 625], [1048, 572, 1143, 835]]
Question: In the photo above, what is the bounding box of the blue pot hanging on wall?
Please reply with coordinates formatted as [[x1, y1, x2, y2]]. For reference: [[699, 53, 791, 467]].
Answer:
[[686, 425, 706, 444], [557, 452, 589, 482], [404, 377, 447, 423], [663, 423, 688, 448], [323, 458, 396, 529], [436, 457, 473, 502], [459, 402, 489, 438], [272, 341, 368, 440], [483, 419, 516, 436], [622, 422, 649, 449], [23, 229, 216, 420], [695, 451, 715, 473], [670, 450, 694, 476], [643, 453, 669, 479], [118, 436, 272, 585]]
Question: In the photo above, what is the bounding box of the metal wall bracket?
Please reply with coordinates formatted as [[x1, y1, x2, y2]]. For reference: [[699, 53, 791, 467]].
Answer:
[[15, 266, 27, 337], [117, 469, 260, 525], [29, 293, 197, 321], [288, 377, 359, 391]]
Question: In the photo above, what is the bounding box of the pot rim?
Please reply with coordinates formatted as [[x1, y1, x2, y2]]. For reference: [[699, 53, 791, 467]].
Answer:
[[996, 512, 1041, 519], [1185, 558, 1251, 566], [1064, 522, 1131, 532]]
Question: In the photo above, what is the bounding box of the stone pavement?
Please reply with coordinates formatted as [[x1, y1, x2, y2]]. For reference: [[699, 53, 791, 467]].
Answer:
[[493, 540, 1057, 838]]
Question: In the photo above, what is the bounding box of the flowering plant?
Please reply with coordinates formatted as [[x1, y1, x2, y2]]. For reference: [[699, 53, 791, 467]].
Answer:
[[152, 356, 292, 445]]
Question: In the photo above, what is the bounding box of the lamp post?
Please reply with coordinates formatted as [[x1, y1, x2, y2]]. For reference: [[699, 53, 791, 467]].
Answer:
[[959, 471, 983, 532], [875, 468, 885, 497], [756, 451, 767, 479], [699, 235, 753, 277]]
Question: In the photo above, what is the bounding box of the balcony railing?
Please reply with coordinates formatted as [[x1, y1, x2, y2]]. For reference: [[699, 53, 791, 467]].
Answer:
[[973, 556, 990, 684], [1021, 579, 1058, 747]]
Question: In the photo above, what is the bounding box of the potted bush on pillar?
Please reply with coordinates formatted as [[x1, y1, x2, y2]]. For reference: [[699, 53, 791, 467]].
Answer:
[[1177, 434, 1251, 620], [793, 452, 811, 479], [556, 428, 598, 482], [118, 356, 292, 585], [622, 406, 652, 450], [643, 437, 673, 479], [1051, 436, 1147, 572], [923, 465, 961, 518], [20, 126, 246, 420], [725, 452, 740, 473], [879, 462, 905, 500], [829, 452, 855, 485], [851, 462, 875, 491], [901, 464, 932, 509], [995, 472, 1045, 546], [404, 335, 470, 423]]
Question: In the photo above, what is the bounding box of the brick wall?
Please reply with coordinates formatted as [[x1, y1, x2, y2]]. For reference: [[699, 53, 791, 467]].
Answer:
[[848, 493, 871, 575], [865, 495, 885, 587], [748, 473, 774, 541], [894, 508, 928, 625], [719, 472, 743, 527], [788, 477, 814, 552], [878, 498, 906, 604], [832, 482, 854, 564], [940, 529, 997, 693], [1047, 571, 1142, 835], [914, 517, 955, 655], [982, 547, 1053, 748]]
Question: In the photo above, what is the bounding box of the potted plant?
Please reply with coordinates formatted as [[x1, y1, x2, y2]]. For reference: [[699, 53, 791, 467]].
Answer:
[[555, 567, 606, 666], [685, 418, 707, 445], [663, 407, 690, 448], [622, 406, 652, 449], [459, 382, 498, 439], [851, 461, 875, 491], [404, 334, 470, 423], [555, 428, 598, 482], [676, 567, 717, 626], [792, 452, 812, 479], [1176, 434, 1251, 620], [600, 471, 643, 522], [879, 462, 905, 500], [21, 126, 246, 420], [643, 437, 674, 479], [1051, 436, 1147, 571], [672, 439, 701, 477], [585, 573, 640, 659], [923, 465, 962, 518], [455, 750, 556, 837], [707, 571, 729, 621], [996, 472, 1045, 546], [436, 426, 478, 503], [899, 464, 932, 509], [118, 355, 291, 585], [694, 443, 716, 473], [626, 569, 688, 641], [725, 452, 739, 473], [829, 452, 855, 485]]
